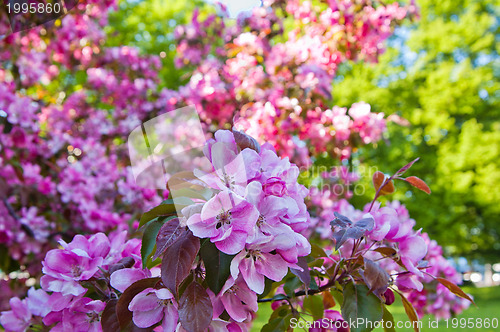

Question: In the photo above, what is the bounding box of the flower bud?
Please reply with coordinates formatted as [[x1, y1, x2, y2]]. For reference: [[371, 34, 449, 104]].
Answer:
[[384, 288, 395, 305]]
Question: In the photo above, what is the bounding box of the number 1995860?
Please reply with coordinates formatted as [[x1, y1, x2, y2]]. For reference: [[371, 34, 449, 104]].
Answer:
[[6, 2, 62, 14]]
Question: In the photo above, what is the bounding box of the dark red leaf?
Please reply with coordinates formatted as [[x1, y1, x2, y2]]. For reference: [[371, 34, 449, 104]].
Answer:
[[396, 158, 420, 175], [436, 278, 475, 305], [232, 128, 261, 153], [101, 299, 120, 332], [115, 277, 160, 329], [404, 176, 431, 194], [361, 259, 390, 301], [290, 256, 311, 288], [178, 281, 213, 332], [161, 230, 200, 297], [109, 257, 136, 275], [152, 218, 186, 260]]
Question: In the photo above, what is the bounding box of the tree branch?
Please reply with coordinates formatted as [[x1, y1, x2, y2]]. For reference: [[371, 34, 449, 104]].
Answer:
[[2, 198, 35, 238]]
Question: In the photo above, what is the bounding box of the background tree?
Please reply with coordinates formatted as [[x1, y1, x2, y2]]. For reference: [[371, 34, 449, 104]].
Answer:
[[334, 0, 500, 261]]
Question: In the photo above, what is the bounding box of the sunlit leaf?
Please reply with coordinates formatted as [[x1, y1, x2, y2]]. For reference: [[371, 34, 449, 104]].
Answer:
[[404, 176, 431, 194], [393, 288, 420, 332], [436, 278, 475, 305], [372, 171, 395, 195]]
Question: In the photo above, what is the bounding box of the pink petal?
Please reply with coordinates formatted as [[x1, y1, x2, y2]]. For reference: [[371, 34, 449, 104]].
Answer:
[[215, 230, 247, 255], [110, 268, 148, 292], [256, 253, 288, 282], [221, 293, 248, 322], [132, 306, 164, 328], [129, 289, 162, 312], [240, 257, 265, 294], [161, 305, 179, 332]]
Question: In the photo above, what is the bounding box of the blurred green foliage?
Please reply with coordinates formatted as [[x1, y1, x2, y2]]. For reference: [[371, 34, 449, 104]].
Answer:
[[334, 0, 500, 261], [105, 0, 206, 89]]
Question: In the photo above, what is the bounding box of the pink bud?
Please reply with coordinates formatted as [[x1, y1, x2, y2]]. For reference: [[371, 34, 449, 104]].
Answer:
[[384, 288, 395, 305]]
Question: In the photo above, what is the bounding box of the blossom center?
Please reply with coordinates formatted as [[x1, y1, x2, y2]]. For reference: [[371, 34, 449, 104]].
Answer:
[[216, 210, 232, 229]]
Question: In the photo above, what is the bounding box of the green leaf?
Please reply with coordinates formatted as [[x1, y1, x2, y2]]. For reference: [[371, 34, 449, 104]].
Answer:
[[261, 314, 293, 332], [310, 243, 328, 258], [303, 294, 324, 321], [263, 305, 293, 332], [139, 199, 181, 228], [200, 241, 234, 295], [140, 218, 165, 267], [331, 288, 344, 306], [382, 305, 396, 332], [308, 275, 319, 291], [341, 283, 383, 332], [284, 276, 302, 297]]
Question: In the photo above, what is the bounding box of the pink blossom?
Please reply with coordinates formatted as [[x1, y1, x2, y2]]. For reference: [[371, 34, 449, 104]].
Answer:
[[40, 249, 103, 296], [230, 240, 289, 294], [187, 191, 258, 255], [0, 297, 31, 332], [212, 277, 258, 322], [129, 288, 178, 331]]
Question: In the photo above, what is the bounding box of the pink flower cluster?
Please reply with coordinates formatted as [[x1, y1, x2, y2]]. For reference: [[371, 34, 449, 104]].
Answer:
[[189, 130, 311, 318], [172, 0, 411, 166], [405, 233, 471, 319], [0, 0, 164, 299], [0, 231, 142, 331]]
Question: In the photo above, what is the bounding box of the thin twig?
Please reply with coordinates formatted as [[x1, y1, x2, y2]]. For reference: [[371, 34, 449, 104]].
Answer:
[[2, 198, 35, 237]]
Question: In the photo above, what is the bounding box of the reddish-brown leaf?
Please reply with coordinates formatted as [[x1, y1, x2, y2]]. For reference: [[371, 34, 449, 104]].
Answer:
[[362, 259, 390, 300], [404, 176, 431, 194], [232, 128, 261, 153], [374, 247, 397, 257], [290, 256, 311, 288], [396, 158, 420, 175], [115, 277, 160, 329], [161, 230, 200, 297], [178, 281, 213, 332], [152, 218, 185, 260], [109, 257, 136, 275], [436, 278, 475, 305], [394, 288, 420, 332], [101, 299, 120, 332], [322, 291, 336, 309], [373, 171, 395, 195]]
